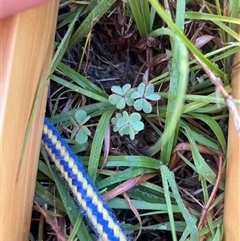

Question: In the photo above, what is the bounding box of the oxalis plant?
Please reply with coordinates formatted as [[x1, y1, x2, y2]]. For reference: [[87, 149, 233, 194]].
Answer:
[[73, 83, 160, 144], [109, 83, 160, 140], [71, 110, 91, 145]]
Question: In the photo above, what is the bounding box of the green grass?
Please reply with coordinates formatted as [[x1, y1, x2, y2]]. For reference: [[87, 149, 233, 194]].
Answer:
[[30, 0, 240, 240]]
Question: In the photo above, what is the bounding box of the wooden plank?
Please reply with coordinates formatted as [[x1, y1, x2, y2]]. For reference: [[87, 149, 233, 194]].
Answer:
[[223, 13, 240, 241], [223, 50, 240, 241], [0, 1, 58, 239]]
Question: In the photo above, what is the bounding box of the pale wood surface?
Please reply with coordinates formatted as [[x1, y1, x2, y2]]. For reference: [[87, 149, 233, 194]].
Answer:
[[223, 51, 240, 241], [0, 1, 58, 240]]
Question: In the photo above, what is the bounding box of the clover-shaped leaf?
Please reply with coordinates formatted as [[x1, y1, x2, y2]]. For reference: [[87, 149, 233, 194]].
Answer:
[[131, 83, 145, 99], [125, 88, 136, 106], [144, 84, 160, 101], [109, 94, 125, 109], [134, 99, 152, 113], [111, 111, 144, 140], [109, 84, 135, 109], [129, 112, 145, 131], [72, 110, 91, 145], [75, 110, 90, 125], [131, 83, 160, 113], [111, 112, 125, 132], [131, 83, 160, 100], [75, 126, 91, 144]]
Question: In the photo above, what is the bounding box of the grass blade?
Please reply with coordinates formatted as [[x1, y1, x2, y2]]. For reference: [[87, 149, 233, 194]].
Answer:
[[190, 113, 227, 151], [88, 110, 115, 181], [148, 0, 225, 77], [51, 169, 92, 241], [161, 165, 178, 241], [160, 38, 189, 163], [68, 0, 116, 49], [51, 75, 108, 102], [57, 62, 107, 97], [129, 0, 147, 36], [161, 165, 199, 241]]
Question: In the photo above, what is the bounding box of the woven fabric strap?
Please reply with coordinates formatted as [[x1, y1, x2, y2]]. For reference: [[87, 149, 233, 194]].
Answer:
[[42, 118, 127, 241]]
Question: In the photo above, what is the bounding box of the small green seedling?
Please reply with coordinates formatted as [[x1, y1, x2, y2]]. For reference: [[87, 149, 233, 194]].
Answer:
[[108, 84, 135, 109], [111, 111, 144, 140], [131, 83, 160, 113], [71, 110, 91, 145]]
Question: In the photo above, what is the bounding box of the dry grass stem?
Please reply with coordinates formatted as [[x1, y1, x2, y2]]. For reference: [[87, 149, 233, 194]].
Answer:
[[194, 54, 240, 134]]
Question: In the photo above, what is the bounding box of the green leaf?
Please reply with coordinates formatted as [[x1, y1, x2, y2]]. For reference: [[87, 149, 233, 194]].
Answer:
[[160, 36, 189, 163], [74, 110, 91, 145], [75, 128, 89, 145], [109, 94, 126, 109], [51, 75, 108, 103], [125, 88, 136, 106], [88, 110, 115, 181], [131, 91, 142, 99], [109, 84, 135, 109], [145, 83, 154, 95], [129, 112, 141, 122], [112, 86, 124, 95], [161, 165, 177, 241], [190, 113, 227, 152], [82, 155, 162, 169], [111, 111, 144, 140], [117, 117, 128, 128], [115, 97, 126, 109], [134, 99, 152, 113], [107, 197, 180, 212], [111, 112, 124, 131], [182, 126, 217, 185], [131, 83, 160, 113], [71, 126, 79, 139], [134, 99, 144, 110], [148, 1, 225, 78], [122, 83, 132, 94], [128, 0, 147, 36], [96, 167, 155, 189], [82, 126, 91, 136], [68, 0, 117, 49], [75, 110, 90, 125], [161, 165, 199, 241], [129, 113, 144, 129], [51, 169, 92, 241], [57, 62, 107, 97], [137, 83, 145, 96], [119, 125, 131, 136], [133, 121, 145, 131], [49, 9, 82, 75], [140, 1, 151, 33], [146, 93, 160, 101], [128, 128, 136, 140], [35, 182, 65, 212]]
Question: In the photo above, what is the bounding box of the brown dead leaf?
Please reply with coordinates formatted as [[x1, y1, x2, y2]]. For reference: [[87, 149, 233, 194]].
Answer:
[[103, 173, 158, 202], [123, 192, 142, 241], [34, 201, 67, 241], [169, 142, 217, 169]]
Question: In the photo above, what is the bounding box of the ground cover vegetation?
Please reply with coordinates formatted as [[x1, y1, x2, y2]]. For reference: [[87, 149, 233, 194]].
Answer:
[[30, 0, 240, 240]]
